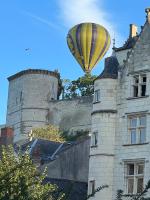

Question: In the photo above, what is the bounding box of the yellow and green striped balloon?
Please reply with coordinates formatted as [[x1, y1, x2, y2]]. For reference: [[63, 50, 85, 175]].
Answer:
[[67, 23, 111, 73]]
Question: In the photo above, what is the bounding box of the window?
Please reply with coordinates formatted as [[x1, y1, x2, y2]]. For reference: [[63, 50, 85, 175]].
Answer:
[[125, 162, 144, 194], [20, 91, 23, 102], [94, 90, 100, 103], [91, 131, 98, 147], [128, 115, 146, 144], [89, 180, 95, 195], [133, 75, 147, 97]]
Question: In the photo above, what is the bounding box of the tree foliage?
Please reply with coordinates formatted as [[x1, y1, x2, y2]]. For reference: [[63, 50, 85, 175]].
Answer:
[[30, 125, 65, 143], [86, 185, 109, 200], [62, 74, 97, 99], [0, 146, 60, 200], [30, 125, 90, 142], [0, 146, 108, 200], [62, 130, 89, 142], [116, 180, 150, 200]]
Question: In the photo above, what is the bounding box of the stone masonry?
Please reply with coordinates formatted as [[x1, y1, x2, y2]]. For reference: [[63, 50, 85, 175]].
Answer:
[[4, 8, 150, 200], [88, 8, 150, 200]]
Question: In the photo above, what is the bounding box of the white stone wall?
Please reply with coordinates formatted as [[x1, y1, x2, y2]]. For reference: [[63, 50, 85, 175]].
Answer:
[[93, 79, 117, 111], [6, 73, 58, 142], [113, 22, 150, 198], [88, 78, 117, 200], [89, 21, 150, 200], [115, 49, 129, 66]]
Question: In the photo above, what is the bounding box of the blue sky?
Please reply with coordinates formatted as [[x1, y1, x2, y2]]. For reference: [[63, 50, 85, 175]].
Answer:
[[0, 0, 149, 124]]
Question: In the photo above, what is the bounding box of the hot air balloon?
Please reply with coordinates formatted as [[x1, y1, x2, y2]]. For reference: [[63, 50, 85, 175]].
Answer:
[[67, 23, 111, 74]]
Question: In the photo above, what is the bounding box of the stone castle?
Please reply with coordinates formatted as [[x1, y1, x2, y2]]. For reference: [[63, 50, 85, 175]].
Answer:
[[4, 7, 150, 200]]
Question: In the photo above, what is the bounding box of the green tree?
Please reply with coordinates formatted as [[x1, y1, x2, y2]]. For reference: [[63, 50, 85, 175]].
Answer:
[[30, 125, 90, 143], [30, 125, 65, 142], [0, 146, 62, 200], [116, 180, 150, 200], [63, 74, 97, 99]]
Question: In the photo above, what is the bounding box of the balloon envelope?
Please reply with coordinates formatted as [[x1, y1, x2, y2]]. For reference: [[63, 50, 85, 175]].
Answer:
[[67, 23, 111, 73]]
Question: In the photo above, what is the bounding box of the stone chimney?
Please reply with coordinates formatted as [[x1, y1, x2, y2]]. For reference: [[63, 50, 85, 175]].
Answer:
[[0, 127, 13, 146], [130, 24, 138, 38], [145, 8, 150, 24]]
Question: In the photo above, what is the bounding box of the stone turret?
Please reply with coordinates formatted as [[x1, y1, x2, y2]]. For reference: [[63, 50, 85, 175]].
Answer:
[[6, 69, 60, 142], [88, 56, 119, 200]]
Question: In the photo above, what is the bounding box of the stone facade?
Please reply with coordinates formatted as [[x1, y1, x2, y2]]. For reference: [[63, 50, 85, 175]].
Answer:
[[6, 69, 92, 142], [88, 8, 150, 200], [48, 96, 92, 133], [5, 8, 150, 200]]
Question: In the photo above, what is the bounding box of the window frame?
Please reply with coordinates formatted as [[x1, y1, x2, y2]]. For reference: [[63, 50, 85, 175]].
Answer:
[[91, 131, 98, 147], [93, 89, 100, 103], [132, 74, 147, 98], [89, 180, 95, 195], [128, 115, 146, 144], [124, 161, 145, 194]]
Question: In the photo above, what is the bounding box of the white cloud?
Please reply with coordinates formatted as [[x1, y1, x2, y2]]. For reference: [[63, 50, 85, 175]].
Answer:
[[58, 0, 124, 48], [21, 11, 60, 30]]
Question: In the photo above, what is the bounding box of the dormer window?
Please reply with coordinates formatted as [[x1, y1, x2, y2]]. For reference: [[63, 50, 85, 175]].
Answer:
[[133, 75, 147, 97]]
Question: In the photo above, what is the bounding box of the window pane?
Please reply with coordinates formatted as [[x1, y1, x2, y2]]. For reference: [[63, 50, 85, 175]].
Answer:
[[94, 90, 100, 102], [128, 178, 134, 194], [137, 178, 143, 193], [89, 180, 95, 194], [142, 76, 146, 83], [127, 164, 134, 175], [98, 90, 100, 101], [140, 116, 146, 126], [95, 132, 98, 145], [131, 130, 136, 144], [91, 134, 95, 146], [130, 118, 137, 128], [140, 128, 146, 143], [138, 164, 144, 175], [91, 132, 98, 146], [133, 86, 138, 97], [141, 85, 146, 96], [134, 76, 139, 84]]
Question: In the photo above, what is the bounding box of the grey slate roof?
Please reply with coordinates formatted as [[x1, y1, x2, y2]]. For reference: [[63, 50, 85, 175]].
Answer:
[[15, 138, 75, 163], [44, 177, 87, 200], [96, 56, 119, 80], [114, 35, 139, 52]]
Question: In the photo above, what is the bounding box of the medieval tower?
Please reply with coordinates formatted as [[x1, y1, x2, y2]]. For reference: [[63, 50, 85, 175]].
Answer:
[[6, 69, 60, 142]]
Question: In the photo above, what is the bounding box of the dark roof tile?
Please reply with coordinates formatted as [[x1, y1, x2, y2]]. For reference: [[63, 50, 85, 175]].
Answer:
[[114, 35, 139, 52], [96, 56, 119, 80]]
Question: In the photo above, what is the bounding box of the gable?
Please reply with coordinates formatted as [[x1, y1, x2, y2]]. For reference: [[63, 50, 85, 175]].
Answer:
[[126, 22, 150, 74]]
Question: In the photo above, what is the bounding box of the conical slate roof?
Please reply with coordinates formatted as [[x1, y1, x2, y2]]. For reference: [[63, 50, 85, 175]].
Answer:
[[96, 56, 119, 80]]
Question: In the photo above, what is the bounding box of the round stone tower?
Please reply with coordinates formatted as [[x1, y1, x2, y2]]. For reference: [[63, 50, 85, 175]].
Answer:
[[88, 56, 119, 200], [6, 69, 60, 142]]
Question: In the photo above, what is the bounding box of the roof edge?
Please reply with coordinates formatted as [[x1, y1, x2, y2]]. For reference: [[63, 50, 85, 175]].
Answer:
[[8, 69, 60, 81]]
